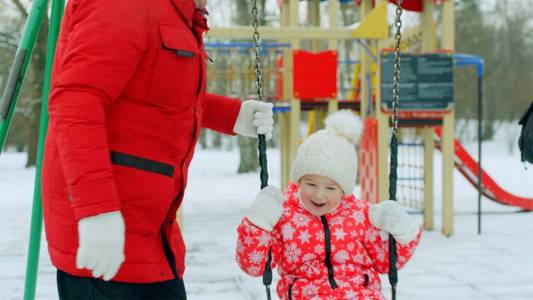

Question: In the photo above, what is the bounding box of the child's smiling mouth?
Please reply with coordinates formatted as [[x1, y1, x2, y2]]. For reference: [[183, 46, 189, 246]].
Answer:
[[310, 201, 327, 208]]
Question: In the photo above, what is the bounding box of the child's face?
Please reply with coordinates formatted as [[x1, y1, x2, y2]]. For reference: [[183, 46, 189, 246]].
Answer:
[[299, 174, 344, 217]]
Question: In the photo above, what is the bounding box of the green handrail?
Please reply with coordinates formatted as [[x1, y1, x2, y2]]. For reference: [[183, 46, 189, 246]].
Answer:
[[22, 0, 64, 299]]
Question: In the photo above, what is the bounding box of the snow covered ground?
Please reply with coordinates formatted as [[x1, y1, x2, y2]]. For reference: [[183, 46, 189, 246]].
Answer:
[[1, 134, 532, 299]]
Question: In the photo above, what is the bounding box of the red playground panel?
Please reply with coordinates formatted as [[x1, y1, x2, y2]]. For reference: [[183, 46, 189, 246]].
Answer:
[[360, 118, 379, 204], [355, 0, 447, 13], [293, 50, 337, 100]]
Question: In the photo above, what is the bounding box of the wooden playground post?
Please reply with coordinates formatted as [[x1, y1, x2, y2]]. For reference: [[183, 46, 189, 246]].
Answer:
[[421, 0, 436, 230], [279, 2, 290, 190], [327, 0, 339, 114], [441, 0, 455, 237], [359, 0, 373, 120], [423, 127, 435, 230], [308, 0, 321, 136], [374, 0, 390, 204], [288, 0, 301, 189]]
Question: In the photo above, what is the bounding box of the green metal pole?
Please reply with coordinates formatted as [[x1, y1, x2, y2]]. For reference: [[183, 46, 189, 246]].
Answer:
[[0, 0, 49, 151], [23, 0, 64, 299]]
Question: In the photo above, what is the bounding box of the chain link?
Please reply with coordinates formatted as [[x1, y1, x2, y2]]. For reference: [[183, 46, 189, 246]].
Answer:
[[251, 0, 264, 102], [389, 2, 404, 300], [391, 0, 404, 139]]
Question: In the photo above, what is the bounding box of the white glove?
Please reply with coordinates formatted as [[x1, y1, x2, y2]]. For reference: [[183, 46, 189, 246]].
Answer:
[[233, 100, 274, 140], [246, 186, 284, 231], [369, 200, 420, 245], [76, 211, 125, 281]]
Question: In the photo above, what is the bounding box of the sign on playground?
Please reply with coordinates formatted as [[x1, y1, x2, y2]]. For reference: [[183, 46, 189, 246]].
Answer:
[[381, 52, 454, 111]]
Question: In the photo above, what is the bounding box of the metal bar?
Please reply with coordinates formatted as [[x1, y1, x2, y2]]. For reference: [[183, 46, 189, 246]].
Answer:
[[207, 26, 357, 40], [477, 71, 483, 235], [0, 50, 25, 120], [24, 0, 64, 299]]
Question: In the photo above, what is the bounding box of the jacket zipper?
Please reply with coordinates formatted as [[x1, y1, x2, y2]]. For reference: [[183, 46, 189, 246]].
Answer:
[[320, 216, 338, 290]]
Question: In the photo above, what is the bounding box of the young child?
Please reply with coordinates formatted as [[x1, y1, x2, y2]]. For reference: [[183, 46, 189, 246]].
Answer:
[[236, 111, 421, 300]]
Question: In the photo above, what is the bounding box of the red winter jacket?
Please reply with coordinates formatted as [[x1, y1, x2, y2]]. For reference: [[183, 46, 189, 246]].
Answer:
[[42, 0, 241, 283], [236, 183, 421, 299]]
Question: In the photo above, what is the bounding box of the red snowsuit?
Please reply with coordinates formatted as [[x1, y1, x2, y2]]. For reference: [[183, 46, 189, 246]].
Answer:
[[42, 0, 241, 283], [236, 183, 421, 299]]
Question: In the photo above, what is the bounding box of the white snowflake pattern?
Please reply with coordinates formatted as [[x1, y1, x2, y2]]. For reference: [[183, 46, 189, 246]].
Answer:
[[301, 282, 318, 297], [334, 228, 346, 240], [334, 250, 349, 264], [284, 242, 302, 263], [353, 252, 364, 264], [345, 264, 355, 272], [376, 247, 386, 261], [282, 223, 295, 240], [314, 244, 324, 255], [246, 265, 261, 276], [248, 250, 264, 264], [352, 211, 365, 224], [302, 253, 316, 261], [293, 214, 311, 227], [329, 216, 344, 226], [347, 242, 355, 251], [301, 261, 321, 277], [298, 230, 311, 244], [355, 201, 366, 209], [244, 236, 254, 246], [257, 231, 271, 247], [345, 290, 358, 299], [366, 229, 378, 242]]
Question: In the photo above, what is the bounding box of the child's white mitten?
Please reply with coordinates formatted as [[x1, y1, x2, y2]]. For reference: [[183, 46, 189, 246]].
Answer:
[[246, 186, 284, 231], [369, 200, 420, 245]]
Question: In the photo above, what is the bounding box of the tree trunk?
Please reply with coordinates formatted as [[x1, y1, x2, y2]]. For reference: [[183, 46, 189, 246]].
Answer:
[[237, 135, 259, 173], [199, 129, 207, 149]]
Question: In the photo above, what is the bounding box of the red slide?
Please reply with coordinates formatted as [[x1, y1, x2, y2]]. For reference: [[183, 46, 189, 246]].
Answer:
[[434, 127, 533, 211]]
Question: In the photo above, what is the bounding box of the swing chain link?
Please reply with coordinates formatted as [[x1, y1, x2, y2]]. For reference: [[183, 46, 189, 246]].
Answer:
[[389, 2, 404, 300], [392, 0, 404, 139], [251, 2, 272, 299], [251, 0, 264, 102]]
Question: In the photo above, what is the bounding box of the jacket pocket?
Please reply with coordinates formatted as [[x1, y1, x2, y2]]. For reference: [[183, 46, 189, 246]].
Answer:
[[160, 25, 198, 58], [110, 151, 174, 177], [111, 151, 177, 234], [148, 24, 200, 108]]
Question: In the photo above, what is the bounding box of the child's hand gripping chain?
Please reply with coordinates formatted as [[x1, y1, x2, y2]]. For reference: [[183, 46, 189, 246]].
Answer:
[[246, 186, 284, 232], [369, 200, 420, 245]]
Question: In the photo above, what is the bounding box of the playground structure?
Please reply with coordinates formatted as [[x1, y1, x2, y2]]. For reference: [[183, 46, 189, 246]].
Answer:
[[206, 0, 533, 236], [207, 0, 459, 234], [1, 0, 533, 299]]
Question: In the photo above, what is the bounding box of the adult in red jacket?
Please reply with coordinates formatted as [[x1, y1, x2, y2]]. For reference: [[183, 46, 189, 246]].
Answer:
[[41, 0, 273, 298]]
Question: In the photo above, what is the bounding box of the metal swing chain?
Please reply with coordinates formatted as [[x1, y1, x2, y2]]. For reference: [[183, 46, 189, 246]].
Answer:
[[389, 1, 404, 300], [251, 1, 272, 300], [251, 0, 268, 190]]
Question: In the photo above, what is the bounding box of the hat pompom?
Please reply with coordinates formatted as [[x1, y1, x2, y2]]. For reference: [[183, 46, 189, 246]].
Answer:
[[324, 110, 363, 145]]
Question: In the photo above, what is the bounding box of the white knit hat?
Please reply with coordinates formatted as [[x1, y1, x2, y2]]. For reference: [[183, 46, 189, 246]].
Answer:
[[290, 110, 363, 194]]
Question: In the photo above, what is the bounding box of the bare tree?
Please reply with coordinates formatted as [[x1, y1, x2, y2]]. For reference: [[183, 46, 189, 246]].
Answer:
[[2, 0, 49, 166]]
